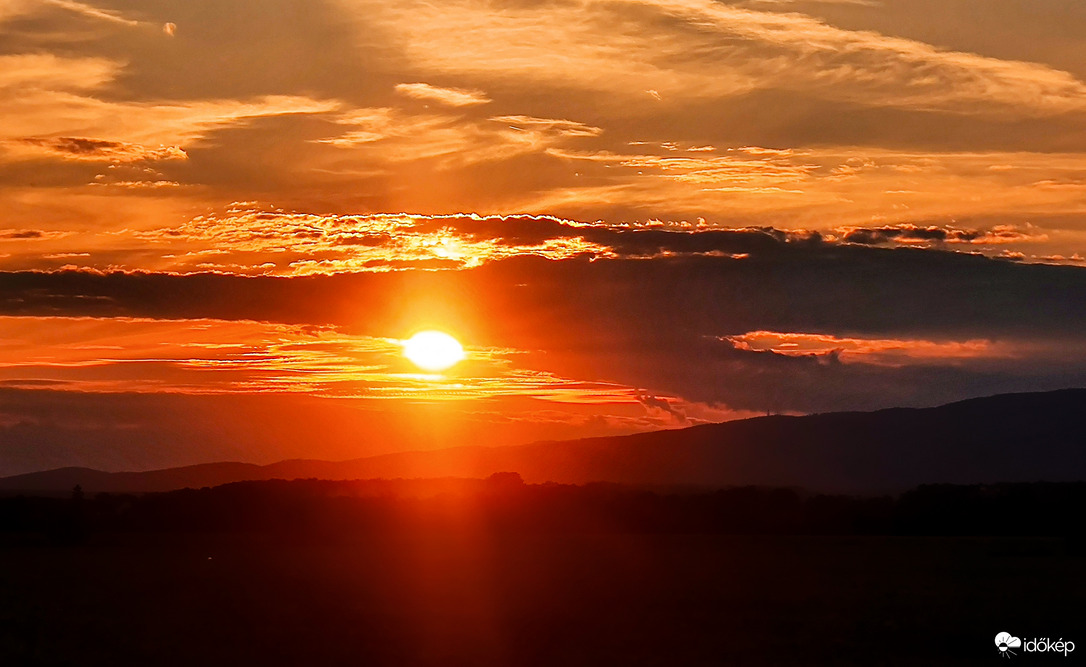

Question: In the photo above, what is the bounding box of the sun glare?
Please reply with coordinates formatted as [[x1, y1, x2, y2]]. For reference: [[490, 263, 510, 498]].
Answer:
[[402, 330, 465, 372]]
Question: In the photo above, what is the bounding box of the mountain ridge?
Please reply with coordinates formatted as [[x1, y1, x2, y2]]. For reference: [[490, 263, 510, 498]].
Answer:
[[3, 388, 1084, 495]]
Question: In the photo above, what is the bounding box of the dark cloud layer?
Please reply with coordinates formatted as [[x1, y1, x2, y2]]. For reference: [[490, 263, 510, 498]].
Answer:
[[2, 234, 1083, 415], [839, 224, 1035, 246], [2, 232, 1080, 336], [19, 136, 187, 162]]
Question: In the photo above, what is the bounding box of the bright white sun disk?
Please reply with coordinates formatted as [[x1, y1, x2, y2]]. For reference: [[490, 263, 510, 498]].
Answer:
[[402, 331, 465, 372]]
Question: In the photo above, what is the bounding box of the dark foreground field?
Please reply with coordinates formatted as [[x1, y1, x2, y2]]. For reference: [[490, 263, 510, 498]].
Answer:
[[1, 531, 1083, 666]]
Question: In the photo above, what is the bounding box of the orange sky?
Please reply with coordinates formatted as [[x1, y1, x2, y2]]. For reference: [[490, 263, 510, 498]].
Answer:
[[1, 0, 1086, 474]]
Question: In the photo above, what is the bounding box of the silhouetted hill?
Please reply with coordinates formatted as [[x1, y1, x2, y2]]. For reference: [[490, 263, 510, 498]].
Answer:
[[3, 389, 1084, 495], [0, 462, 265, 496]]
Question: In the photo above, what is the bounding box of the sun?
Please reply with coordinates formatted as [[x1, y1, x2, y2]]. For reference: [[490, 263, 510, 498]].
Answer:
[[402, 331, 465, 372]]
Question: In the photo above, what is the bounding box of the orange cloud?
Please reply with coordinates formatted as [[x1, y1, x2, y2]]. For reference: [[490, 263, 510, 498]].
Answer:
[[2, 205, 1080, 276], [15, 137, 187, 163], [122, 210, 610, 275], [3, 2, 1086, 269], [43, 0, 140, 26], [725, 331, 1020, 366], [549, 147, 815, 187], [348, 0, 1086, 115], [0, 54, 338, 156], [528, 146, 1086, 252], [0, 53, 115, 92], [0, 315, 676, 407], [394, 82, 491, 107], [317, 108, 601, 167]]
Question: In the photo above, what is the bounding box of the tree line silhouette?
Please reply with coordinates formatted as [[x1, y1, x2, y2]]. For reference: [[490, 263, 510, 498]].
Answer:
[[1, 474, 1084, 547]]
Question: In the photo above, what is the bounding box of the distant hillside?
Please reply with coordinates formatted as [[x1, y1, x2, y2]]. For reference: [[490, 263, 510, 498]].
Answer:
[[2, 389, 1084, 495]]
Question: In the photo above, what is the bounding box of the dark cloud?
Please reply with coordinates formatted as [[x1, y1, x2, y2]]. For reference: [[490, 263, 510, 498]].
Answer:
[[839, 224, 1037, 246], [634, 390, 688, 425], [0, 235, 1083, 415], [338, 214, 821, 259], [16, 137, 187, 163], [0, 230, 52, 239], [2, 237, 1083, 340]]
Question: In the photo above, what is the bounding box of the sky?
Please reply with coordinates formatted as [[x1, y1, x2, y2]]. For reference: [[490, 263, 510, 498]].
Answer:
[[1, 0, 1085, 474]]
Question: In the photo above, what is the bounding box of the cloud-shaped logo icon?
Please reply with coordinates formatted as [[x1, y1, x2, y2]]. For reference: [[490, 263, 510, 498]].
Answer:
[[995, 632, 1022, 658]]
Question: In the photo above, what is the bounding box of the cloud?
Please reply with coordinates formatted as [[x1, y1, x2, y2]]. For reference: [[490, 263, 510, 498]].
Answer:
[[492, 116, 603, 139], [4, 16, 1086, 249], [0, 0, 143, 27], [838, 224, 1046, 246], [0, 229, 69, 240], [7, 243, 1083, 473], [549, 146, 815, 187], [15, 137, 188, 163], [0, 53, 116, 92], [0, 315, 647, 404], [44, 0, 140, 26], [316, 108, 601, 167], [524, 146, 1086, 240], [346, 0, 1086, 115], [0, 53, 339, 161], [1, 227, 1084, 416], [90, 179, 182, 189], [725, 331, 1020, 366], [6, 91, 339, 150], [394, 82, 491, 107], [0, 207, 1075, 276], [746, 0, 879, 5], [120, 210, 610, 275], [4, 0, 1086, 252], [635, 389, 688, 424], [1, 0, 1085, 474], [0, 314, 734, 473]]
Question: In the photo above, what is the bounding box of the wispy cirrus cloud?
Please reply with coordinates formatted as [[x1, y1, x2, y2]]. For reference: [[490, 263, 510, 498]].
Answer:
[[347, 0, 1086, 115], [316, 108, 601, 167], [548, 146, 816, 187], [43, 0, 140, 26], [0, 53, 115, 91], [0, 53, 338, 159], [0, 0, 143, 27], [394, 82, 491, 107]]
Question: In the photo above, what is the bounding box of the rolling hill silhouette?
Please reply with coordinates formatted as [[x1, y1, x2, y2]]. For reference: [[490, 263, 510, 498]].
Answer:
[[2, 389, 1083, 495]]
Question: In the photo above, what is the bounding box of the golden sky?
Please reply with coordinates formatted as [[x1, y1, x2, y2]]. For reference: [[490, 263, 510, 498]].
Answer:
[[1, 0, 1085, 473]]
